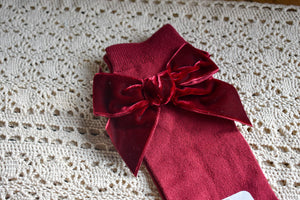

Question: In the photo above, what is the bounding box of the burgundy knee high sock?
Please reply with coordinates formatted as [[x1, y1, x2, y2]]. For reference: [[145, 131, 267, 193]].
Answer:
[[93, 24, 278, 200]]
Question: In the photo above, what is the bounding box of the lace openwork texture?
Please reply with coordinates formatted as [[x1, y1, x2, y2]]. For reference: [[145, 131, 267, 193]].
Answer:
[[0, 0, 299, 199]]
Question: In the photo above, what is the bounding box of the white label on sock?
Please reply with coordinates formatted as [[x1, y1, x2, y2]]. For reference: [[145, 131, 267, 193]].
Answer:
[[222, 191, 254, 200]]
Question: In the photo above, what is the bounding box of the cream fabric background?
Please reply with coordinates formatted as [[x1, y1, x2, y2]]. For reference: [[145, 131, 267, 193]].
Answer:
[[0, 0, 299, 199]]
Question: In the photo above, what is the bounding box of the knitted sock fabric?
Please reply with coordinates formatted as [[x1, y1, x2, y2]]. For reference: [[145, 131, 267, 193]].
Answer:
[[102, 24, 278, 200]]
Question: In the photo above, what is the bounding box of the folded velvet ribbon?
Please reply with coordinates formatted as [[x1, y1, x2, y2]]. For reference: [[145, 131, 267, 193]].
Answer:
[[93, 43, 251, 175], [93, 24, 278, 200]]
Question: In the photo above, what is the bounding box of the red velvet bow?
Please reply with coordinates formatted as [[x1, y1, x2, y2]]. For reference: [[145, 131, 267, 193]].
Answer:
[[93, 43, 251, 176]]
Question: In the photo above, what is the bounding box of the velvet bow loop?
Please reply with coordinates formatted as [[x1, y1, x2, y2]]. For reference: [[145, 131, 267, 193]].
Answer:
[[93, 43, 251, 176], [167, 43, 217, 86]]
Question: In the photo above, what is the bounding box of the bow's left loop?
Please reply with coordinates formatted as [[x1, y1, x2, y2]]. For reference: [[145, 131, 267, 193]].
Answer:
[[93, 73, 160, 176], [93, 73, 149, 117]]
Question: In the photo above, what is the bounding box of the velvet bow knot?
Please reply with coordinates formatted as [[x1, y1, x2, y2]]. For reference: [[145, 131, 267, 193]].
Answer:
[[93, 43, 251, 176], [142, 70, 174, 106]]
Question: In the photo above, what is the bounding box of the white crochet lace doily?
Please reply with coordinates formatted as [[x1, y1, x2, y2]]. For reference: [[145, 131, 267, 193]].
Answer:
[[0, 0, 299, 199]]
